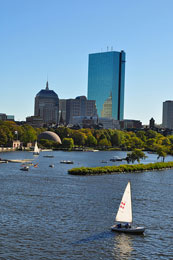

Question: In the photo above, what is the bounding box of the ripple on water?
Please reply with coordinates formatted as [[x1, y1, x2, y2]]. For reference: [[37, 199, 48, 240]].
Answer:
[[0, 151, 172, 259]]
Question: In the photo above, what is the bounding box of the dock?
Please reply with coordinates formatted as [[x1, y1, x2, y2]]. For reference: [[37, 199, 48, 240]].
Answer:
[[0, 159, 34, 163]]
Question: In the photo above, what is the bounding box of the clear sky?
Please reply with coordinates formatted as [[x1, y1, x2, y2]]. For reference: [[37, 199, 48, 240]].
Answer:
[[0, 0, 173, 124]]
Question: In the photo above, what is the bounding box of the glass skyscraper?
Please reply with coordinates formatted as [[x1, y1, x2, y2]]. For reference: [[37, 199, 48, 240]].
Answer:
[[162, 100, 173, 129], [87, 50, 125, 120]]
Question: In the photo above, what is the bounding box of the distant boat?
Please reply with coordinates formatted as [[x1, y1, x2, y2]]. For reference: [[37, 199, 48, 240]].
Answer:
[[110, 156, 123, 162], [20, 166, 29, 171], [111, 182, 145, 234], [49, 164, 54, 168], [43, 155, 54, 158], [86, 149, 99, 152], [33, 141, 40, 155], [60, 160, 74, 164]]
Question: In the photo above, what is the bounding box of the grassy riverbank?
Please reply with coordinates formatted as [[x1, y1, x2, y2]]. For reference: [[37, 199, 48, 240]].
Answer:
[[68, 161, 173, 175]]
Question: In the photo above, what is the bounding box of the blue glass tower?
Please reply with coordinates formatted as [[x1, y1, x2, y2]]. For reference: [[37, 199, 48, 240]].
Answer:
[[87, 50, 125, 120]]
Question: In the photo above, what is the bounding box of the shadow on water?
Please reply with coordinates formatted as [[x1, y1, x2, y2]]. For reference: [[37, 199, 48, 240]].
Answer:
[[74, 231, 146, 259], [74, 230, 114, 244], [74, 229, 145, 245]]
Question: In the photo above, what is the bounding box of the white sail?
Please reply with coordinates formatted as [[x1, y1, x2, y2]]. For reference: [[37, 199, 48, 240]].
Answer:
[[115, 182, 132, 223], [33, 141, 39, 154]]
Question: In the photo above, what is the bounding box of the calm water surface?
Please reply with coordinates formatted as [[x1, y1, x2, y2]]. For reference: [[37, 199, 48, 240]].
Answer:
[[0, 151, 173, 259]]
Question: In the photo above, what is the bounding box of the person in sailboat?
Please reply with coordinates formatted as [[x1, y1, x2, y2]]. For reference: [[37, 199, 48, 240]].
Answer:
[[117, 224, 122, 229], [125, 223, 131, 229]]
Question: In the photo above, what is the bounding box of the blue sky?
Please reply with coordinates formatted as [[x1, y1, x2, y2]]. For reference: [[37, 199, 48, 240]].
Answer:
[[0, 0, 173, 124]]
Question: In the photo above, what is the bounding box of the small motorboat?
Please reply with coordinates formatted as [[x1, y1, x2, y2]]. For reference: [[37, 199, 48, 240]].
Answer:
[[110, 156, 123, 162], [20, 166, 29, 171], [101, 160, 107, 163], [49, 164, 54, 168], [60, 160, 74, 164], [111, 181, 145, 235]]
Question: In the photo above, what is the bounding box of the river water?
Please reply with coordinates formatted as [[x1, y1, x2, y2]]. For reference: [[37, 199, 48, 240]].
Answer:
[[0, 150, 172, 260]]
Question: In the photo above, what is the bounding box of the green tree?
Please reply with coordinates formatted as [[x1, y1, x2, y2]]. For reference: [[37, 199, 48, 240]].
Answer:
[[161, 137, 171, 146], [56, 127, 72, 140], [111, 130, 122, 146], [98, 138, 111, 148], [145, 130, 158, 139], [146, 138, 156, 149], [21, 125, 37, 144], [126, 149, 147, 164], [39, 139, 55, 148], [131, 136, 144, 149], [71, 131, 86, 146], [156, 146, 167, 162], [86, 135, 97, 147], [0, 128, 8, 146], [62, 138, 74, 149]]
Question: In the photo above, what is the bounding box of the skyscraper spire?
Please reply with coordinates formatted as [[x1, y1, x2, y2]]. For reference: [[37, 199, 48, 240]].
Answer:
[[46, 80, 49, 90]]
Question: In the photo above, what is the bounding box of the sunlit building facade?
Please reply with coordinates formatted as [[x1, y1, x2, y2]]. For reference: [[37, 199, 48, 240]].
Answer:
[[87, 50, 125, 120]]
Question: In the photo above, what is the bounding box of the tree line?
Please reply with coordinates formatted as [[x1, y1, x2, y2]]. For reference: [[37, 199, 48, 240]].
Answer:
[[0, 121, 173, 158]]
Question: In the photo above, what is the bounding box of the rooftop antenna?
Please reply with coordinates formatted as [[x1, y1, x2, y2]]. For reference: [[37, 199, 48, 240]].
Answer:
[[46, 74, 49, 90]]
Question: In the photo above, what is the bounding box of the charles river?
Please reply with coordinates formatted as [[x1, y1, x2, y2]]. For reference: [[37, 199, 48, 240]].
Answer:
[[0, 150, 172, 260]]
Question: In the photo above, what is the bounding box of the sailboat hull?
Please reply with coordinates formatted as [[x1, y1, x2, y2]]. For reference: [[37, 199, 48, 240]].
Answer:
[[33, 152, 39, 155], [111, 225, 145, 234]]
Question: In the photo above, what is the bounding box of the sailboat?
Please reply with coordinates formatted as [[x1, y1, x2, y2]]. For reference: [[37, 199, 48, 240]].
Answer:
[[33, 141, 40, 155], [111, 182, 145, 234]]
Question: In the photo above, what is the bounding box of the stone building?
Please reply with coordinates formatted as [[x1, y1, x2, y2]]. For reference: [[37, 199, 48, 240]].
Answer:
[[66, 96, 97, 125]]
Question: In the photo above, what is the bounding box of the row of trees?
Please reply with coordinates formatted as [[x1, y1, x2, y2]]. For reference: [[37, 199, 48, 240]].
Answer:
[[0, 121, 172, 159], [0, 121, 44, 146], [54, 127, 173, 156]]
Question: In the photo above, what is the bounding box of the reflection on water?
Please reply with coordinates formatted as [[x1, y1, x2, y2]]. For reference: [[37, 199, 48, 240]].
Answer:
[[113, 234, 133, 259]]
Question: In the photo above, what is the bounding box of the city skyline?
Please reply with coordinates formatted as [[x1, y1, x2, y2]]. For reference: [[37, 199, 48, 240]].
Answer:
[[1, 0, 173, 124]]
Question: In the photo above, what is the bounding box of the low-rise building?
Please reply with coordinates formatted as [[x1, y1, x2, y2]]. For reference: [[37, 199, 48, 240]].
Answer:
[[98, 117, 120, 129], [120, 119, 142, 130], [0, 113, 14, 121], [26, 116, 44, 127]]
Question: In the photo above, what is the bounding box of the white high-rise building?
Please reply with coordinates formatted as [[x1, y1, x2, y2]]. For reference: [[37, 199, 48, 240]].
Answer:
[[162, 100, 173, 129]]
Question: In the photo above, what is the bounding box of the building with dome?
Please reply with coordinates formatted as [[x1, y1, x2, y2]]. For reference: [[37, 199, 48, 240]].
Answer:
[[34, 81, 59, 125], [38, 131, 62, 144]]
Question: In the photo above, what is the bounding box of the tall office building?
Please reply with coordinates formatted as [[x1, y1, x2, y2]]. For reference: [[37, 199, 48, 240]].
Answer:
[[34, 81, 59, 125], [162, 100, 173, 129], [87, 50, 125, 120]]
